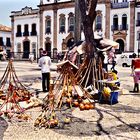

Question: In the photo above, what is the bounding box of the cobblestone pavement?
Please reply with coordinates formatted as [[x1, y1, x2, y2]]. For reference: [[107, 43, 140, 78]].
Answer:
[[0, 61, 140, 140]]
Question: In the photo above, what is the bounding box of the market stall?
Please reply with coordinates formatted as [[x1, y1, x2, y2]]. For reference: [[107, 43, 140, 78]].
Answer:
[[0, 60, 33, 120]]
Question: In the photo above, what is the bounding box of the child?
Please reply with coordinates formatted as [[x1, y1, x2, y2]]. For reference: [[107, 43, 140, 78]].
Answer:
[[111, 70, 120, 87]]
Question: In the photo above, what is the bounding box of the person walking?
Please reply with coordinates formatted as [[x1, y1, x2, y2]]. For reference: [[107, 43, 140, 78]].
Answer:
[[38, 51, 51, 92], [111, 57, 116, 71], [131, 53, 140, 92], [103, 52, 108, 72], [29, 53, 34, 63]]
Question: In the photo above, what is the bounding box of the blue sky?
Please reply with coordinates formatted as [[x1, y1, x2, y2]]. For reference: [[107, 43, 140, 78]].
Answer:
[[0, 0, 39, 27]]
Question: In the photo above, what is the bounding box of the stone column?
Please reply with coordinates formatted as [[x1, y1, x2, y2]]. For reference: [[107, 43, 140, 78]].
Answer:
[[11, 17, 14, 52], [130, 1, 135, 51], [39, 9, 43, 49], [74, 0, 81, 43], [105, 0, 111, 39], [53, 9, 57, 49]]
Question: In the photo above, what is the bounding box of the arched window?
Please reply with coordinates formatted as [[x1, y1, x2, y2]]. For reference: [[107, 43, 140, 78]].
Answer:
[[59, 14, 65, 33], [45, 16, 51, 34], [113, 15, 118, 30], [31, 23, 37, 36], [68, 12, 74, 32], [121, 14, 127, 30]]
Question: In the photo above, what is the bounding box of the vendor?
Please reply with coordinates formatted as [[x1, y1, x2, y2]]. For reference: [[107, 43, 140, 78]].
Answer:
[[111, 70, 120, 87], [131, 53, 140, 92]]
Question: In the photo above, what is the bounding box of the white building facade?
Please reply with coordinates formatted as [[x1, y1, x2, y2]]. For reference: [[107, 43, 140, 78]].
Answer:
[[10, 6, 40, 59], [10, 0, 139, 60], [0, 24, 11, 58]]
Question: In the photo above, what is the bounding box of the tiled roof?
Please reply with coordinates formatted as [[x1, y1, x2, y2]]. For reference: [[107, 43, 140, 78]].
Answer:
[[0, 24, 11, 32]]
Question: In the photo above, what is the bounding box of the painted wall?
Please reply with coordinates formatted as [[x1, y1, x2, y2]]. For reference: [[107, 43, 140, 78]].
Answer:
[[13, 14, 40, 53], [0, 31, 11, 46], [43, 10, 54, 50], [11, 0, 137, 56], [110, 7, 130, 51], [57, 7, 74, 52], [94, 4, 106, 38]]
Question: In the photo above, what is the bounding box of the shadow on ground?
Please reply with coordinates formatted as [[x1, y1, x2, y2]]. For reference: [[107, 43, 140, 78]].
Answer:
[[0, 117, 8, 140], [51, 106, 140, 139]]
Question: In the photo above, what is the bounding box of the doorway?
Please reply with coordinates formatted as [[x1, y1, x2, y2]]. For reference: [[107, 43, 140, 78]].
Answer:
[[23, 41, 30, 58], [116, 39, 124, 54]]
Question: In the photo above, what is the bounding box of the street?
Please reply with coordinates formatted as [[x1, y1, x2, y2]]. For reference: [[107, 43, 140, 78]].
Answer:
[[0, 60, 140, 140]]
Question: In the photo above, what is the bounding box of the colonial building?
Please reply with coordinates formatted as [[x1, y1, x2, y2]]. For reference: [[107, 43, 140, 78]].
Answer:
[[10, 0, 140, 60], [10, 6, 39, 59], [0, 24, 11, 58]]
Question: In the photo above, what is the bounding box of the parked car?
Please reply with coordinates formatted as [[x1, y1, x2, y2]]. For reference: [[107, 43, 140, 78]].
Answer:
[[117, 53, 137, 67]]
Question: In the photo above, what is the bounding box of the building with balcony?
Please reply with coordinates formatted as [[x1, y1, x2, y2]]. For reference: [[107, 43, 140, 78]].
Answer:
[[10, 6, 39, 59], [10, 0, 139, 60], [0, 24, 11, 58], [110, 0, 136, 53]]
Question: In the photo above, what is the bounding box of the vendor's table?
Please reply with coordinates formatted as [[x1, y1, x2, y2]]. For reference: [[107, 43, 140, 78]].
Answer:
[[98, 79, 120, 105]]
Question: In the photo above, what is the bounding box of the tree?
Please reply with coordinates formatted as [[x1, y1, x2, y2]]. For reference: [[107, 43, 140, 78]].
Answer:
[[78, 0, 98, 56]]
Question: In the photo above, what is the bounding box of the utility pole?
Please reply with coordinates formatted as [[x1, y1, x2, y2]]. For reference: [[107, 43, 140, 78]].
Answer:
[[74, 0, 81, 43]]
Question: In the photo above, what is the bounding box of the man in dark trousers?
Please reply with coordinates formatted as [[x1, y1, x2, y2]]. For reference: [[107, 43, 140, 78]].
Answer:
[[111, 57, 116, 71], [38, 51, 51, 92]]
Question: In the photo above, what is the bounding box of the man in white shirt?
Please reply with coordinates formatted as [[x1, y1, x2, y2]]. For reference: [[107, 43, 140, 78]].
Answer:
[[29, 53, 34, 63], [38, 51, 51, 92]]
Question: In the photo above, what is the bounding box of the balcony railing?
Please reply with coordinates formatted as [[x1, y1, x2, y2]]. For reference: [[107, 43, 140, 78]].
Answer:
[[111, 2, 129, 9], [68, 25, 74, 32], [59, 26, 65, 33], [6, 42, 11, 47], [30, 31, 37, 36], [111, 25, 119, 31], [136, 20, 140, 26], [95, 24, 102, 30], [45, 28, 51, 34], [111, 25, 128, 31], [120, 24, 128, 30], [23, 32, 29, 36], [16, 32, 22, 37]]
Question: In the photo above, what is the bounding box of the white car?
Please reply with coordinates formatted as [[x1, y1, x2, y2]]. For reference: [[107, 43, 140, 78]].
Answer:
[[117, 53, 135, 67]]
